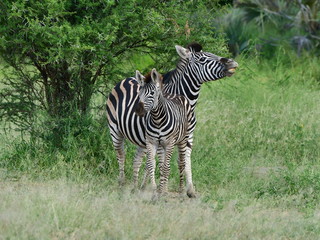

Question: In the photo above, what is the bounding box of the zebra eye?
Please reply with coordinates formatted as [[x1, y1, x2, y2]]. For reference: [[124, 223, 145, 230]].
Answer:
[[199, 57, 206, 62]]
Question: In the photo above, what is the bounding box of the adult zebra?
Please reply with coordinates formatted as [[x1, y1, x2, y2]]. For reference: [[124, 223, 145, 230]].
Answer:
[[107, 43, 238, 197], [135, 68, 193, 197]]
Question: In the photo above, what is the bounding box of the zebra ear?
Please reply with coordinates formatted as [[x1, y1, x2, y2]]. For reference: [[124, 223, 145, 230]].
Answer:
[[151, 68, 162, 89], [135, 70, 145, 86], [175, 45, 191, 59]]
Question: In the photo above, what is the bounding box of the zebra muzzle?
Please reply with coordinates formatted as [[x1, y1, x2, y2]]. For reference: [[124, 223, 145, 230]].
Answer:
[[228, 68, 236, 73], [135, 102, 146, 117]]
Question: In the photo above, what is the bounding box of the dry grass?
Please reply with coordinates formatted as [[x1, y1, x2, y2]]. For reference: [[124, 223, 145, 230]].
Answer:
[[1, 179, 320, 240], [1, 55, 320, 239]]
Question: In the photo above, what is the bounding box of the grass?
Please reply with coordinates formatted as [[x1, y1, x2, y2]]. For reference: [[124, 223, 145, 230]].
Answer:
[[190, 55, 320, 212], [1, 180, 320, 240], [1, 53, 320, 239]]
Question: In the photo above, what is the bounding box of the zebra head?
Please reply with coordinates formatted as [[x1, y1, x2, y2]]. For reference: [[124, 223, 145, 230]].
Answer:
[[135, 68, 162, 117], [175, 43, 238, 83]]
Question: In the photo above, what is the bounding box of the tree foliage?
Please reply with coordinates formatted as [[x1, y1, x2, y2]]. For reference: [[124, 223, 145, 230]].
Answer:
[[0, 0, 227, 143], [220, 0, 320, 57]]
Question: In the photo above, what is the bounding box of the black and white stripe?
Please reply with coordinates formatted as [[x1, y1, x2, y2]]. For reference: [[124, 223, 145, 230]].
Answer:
[[106, 43, 238, 197], [134, 69, 193, 196]]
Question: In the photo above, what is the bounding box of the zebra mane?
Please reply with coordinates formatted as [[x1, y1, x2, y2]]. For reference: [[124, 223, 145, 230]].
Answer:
[[143, 71, 164, 89], [144, 72, 152, 83], [186, 42, 202, 52], [163, 42, 202, 84], [162, 70, 174, 84]]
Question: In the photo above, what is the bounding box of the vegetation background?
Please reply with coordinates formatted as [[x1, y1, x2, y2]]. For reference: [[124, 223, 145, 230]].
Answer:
[[0, 0, 320, 239]]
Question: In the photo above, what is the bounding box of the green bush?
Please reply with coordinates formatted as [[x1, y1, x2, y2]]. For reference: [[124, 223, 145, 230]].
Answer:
[[0, 0, 227, 147], [0, 115, 120, 180], [216, 0, 320, 57]]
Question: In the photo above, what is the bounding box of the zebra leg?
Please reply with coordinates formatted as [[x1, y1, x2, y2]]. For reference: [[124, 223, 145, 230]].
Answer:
[[140, 147, 153, 190], [177, 142, 187, 194], [185, 145, 196, 198], [132, 147, 147, 189], [157, 147, 165, 171], [141, 143, 157, 191], [158, 144, 174, 195], [157, 147, 165, 185], [110, 133, 126, 186], [142, 147, 164, 191], [140, 165, 149, 190]]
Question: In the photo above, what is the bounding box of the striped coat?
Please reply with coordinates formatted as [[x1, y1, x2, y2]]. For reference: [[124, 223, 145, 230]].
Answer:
[[135, 69, 193, 196], [107, 43, 238, 197]]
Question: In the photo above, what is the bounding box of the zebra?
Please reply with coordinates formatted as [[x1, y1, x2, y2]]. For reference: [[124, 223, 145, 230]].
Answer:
[[134, 68, 193, 196], [106, 42, 238, 197]]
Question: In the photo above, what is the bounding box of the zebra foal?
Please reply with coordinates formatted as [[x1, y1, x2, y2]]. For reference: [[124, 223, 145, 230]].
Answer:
[[134, 68, 193, 196]]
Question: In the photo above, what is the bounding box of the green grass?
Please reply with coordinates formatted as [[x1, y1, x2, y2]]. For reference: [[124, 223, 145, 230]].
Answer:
[[189, 55, 320, 214], [1, 54, 320, 239]]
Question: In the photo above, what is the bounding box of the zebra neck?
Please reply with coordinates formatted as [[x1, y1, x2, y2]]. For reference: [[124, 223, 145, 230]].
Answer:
[[150, 95, 169, 124], [163, 65, 201, 111], [163, 58, 188, 85]]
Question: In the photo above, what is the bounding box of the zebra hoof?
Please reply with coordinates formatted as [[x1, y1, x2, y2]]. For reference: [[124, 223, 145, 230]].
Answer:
[[187, 188, 196, 198], [151, 191, 160, 201], [140, 184, 147, 191], [131, 187, 139, 194], [118, 179, 126, 186], [152, 191, 168, 201]]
